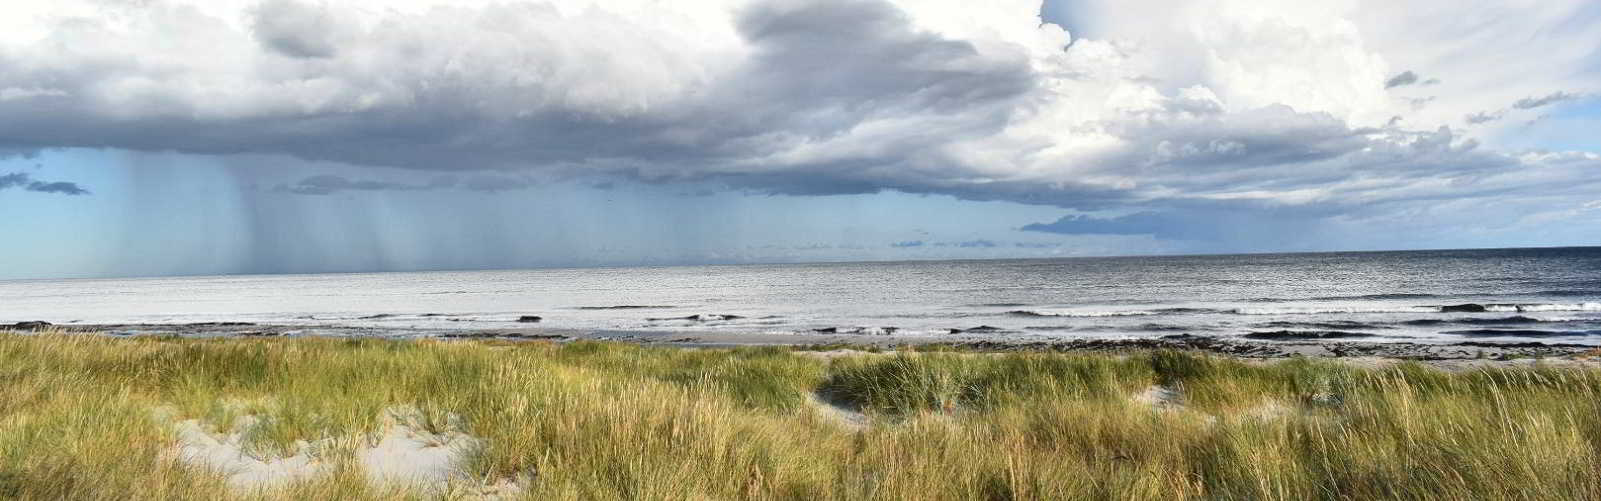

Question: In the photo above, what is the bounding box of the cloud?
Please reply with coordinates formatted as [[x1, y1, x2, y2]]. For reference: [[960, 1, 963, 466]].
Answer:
[[24, 181, 90, 195], [0, 171, 89, 195], [1461, 91, 1584, 125], [1021, 208, 1336, 246], [461, 175, 535, 193], [955, 239, 997, 248], [1384, 70, 1418, 88], [273, 173, 538, 195], [249, 0, 350, 58], [0, 0, 1596, 235], [1513, 91, 1581, 110], [1022, 212, 1172, 236], [1386, 71, 1438, 89], [890, 240, 924, 248], [274, 174, 455, 195], [1465, 111, 1504, 124]]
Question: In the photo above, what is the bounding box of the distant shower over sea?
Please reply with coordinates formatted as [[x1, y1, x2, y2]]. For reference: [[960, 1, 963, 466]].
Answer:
[[4, 247, 1600, 345]]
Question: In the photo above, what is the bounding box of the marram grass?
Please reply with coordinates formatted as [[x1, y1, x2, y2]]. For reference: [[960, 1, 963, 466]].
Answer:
[[0, 331, 1599, 500]]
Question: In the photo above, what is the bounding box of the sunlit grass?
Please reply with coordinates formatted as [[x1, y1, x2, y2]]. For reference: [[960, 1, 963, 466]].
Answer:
[[1, 330, 1599, 499]]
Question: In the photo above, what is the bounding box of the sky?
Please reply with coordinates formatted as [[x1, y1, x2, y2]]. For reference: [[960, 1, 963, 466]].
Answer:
[[1, 0, 1599, 279]]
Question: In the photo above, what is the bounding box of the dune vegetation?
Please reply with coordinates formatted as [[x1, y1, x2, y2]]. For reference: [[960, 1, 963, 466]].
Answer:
[[1, 331, 1600, 500]]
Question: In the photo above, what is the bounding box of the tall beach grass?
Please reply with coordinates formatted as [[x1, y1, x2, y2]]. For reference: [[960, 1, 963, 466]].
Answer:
[[1, 331, 1598, 499]]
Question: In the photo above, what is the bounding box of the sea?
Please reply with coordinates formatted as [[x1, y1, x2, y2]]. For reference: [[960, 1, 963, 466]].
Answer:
[[3, 247, 1600, 345]]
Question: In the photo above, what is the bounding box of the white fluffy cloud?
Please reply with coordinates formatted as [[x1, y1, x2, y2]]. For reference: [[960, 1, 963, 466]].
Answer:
[[0, 0, 1597, 224]]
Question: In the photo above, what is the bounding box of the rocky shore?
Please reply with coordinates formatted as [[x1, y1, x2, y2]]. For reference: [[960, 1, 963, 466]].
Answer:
[[6, 320, 1596, 367]]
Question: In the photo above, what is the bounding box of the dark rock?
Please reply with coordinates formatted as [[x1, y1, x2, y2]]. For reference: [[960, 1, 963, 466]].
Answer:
[[1459, 316, 1542, 325], [1259, 320, 1392, 330], [442, 332, 567, 340], [442, 332, 502, 339], [186, 322, 257, 327], [950, 325, 1005, 334], [1401, 319, 1448, 326], [1440, 304, 1488, 313], [813, 326, 898, 335], [517, 316, 543, 323], [1242, 330, 1376, 340], [1455, 341, 1589, 349], [1442, 329, 1562, 337], [516, 334, 568, 340], [8, 321, 53, 331], [649, 314, 742, 322], [238, 331, 283, 337]]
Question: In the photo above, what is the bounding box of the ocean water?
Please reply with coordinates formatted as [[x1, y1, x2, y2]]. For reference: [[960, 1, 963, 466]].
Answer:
[[3, 247, 1600, 345]]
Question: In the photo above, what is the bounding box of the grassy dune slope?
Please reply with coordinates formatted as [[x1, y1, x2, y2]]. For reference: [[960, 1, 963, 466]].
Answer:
[[1, 332, 1599, 500]]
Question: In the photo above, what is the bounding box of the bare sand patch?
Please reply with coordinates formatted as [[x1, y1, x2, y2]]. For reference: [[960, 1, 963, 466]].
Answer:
[[173, 415, 331, 489], [1133, 384, 1183, 410], [1131, 385, 1228, 424], [805, 392, 870, 430], [169, 406, 524, 497]]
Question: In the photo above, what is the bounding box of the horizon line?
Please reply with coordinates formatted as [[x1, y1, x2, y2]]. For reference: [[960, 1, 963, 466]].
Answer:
[[6, 244, 1597, 283]]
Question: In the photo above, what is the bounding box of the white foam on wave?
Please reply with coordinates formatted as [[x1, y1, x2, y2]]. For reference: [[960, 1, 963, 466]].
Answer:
[[1012, 310, 1161, 318], [1542, 317, 1591, 323], [1230, 306, 1440, 316], [1486, 303, 1601, 313]]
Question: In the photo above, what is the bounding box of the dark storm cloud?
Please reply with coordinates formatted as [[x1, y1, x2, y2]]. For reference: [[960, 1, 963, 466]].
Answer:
[[0, 0, 1035, 202], [0, 0, 1596, 234], [1384, 71, 1418, 89], [0, 172, 89, 195]]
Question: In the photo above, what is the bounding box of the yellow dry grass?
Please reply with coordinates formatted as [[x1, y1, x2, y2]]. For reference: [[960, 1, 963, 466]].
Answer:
[[1, 331, 1599, 500]]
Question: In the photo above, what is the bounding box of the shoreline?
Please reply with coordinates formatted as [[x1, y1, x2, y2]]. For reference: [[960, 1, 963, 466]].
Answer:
[[12, 321, 1599, 369]]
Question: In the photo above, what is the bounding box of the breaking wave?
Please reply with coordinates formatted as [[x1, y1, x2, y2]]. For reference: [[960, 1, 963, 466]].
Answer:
[[1230, 306, 1440, 315], [1443, 329, 1601, 337], [1006, 308, 1219, 318], [1484, 303, 1601, 313]]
